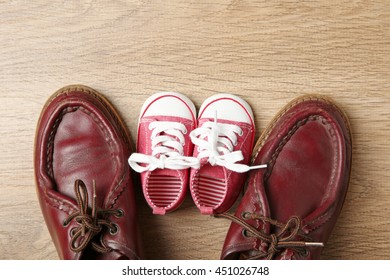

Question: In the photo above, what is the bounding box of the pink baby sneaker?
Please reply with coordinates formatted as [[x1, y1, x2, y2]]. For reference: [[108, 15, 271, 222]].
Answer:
[[128, 92, 199, 215], [189, 94, 266, 215]]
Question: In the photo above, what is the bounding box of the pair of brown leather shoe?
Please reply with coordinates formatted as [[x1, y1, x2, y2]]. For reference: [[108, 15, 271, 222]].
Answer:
[[35, 85, 351, 260], [218, 95, 352, 260]]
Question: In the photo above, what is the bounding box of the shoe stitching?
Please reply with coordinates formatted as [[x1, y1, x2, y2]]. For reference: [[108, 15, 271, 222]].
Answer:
[[78, 86, 131, 149], [44, 190, 77, 215], [44, 105, 111, 213], [106, 173, 127, 209], [46, 106, 115, 176], [76, 106, 128, 208], [46, 108, 69, 178], [252, 95, 352, 161], [218, 213, 320, 260], [264, 115, 318, 180], [44, 93, 126, 212], [302, 207, 334, 233], [253, 173, 266, 229], [46, 85, 131, 150], [73, 86, 132, 209], [222, 171, 267, 257], [264, 114, 340, 233], [252, 172, 268, 253]]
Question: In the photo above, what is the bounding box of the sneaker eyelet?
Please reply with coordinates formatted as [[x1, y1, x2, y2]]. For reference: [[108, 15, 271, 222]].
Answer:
[[109, 224, 119, 235], [183, 128, 188, 135], [238, 130, 244, 137]]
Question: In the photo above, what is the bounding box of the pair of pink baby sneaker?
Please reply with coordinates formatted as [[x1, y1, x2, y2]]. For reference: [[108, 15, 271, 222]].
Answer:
[[128, 93, 266, 215]]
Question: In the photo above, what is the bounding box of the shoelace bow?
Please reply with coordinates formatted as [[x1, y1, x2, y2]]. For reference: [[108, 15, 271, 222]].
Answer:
[[190, 112, 267, 173], [62, 180, 123, 253], [128, 121, 200, 172], [215, 212, 323, 260]]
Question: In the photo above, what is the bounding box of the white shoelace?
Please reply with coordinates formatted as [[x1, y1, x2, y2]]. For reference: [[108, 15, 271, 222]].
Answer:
[[189, 112, 267, 173], [128, 121, 200, 172]]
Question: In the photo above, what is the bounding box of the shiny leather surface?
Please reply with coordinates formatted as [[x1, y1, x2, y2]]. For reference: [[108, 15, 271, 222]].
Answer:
[[221, 96, 352, 260], [35, 85, 143, 259]]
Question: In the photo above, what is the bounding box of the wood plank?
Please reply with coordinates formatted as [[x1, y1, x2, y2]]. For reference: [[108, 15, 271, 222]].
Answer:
[[0, 0, 389, 259]]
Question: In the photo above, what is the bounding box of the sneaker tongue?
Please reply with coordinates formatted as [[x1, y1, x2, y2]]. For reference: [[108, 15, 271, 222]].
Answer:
[[150, 167, 181, 177], [198, 159, 226, 180]]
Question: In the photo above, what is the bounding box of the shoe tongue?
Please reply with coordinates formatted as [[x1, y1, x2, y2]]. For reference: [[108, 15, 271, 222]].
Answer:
[[274, 249, 295, 260], [150, 167, 180, 177], [198, 159, 226, 180], [81, 246, 128, 260]]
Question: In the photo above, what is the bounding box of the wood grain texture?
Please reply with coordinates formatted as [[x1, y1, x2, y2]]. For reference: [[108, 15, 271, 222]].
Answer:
[[0, 0, 389, 259]]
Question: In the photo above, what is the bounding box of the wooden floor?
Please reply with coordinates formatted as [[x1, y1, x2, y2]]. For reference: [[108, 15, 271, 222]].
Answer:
[[0, 0, 389, 260]]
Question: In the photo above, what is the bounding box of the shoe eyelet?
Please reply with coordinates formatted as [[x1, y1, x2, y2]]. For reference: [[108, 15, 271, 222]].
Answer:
[[238, 130, 244, 137], [242, 229, 249, 238], [233, 141, 238, 147], [183, 128, 188, 135], [302, 248, 309, 258], [241, 212, 251, 220], [70, 227, 77, 237], [62, 219, 70, 227], [115, 209, 124, 217], [109, 224, 119, 235]]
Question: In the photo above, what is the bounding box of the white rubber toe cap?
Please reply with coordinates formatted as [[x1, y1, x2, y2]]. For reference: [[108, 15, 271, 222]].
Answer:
[[198, 93, 254, 124], [140, 92, 196, 120]]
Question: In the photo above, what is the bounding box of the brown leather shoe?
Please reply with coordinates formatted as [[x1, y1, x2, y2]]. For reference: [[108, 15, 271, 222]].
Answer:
[[34, 85, 143, 259], [218, 95, 352, 260]]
